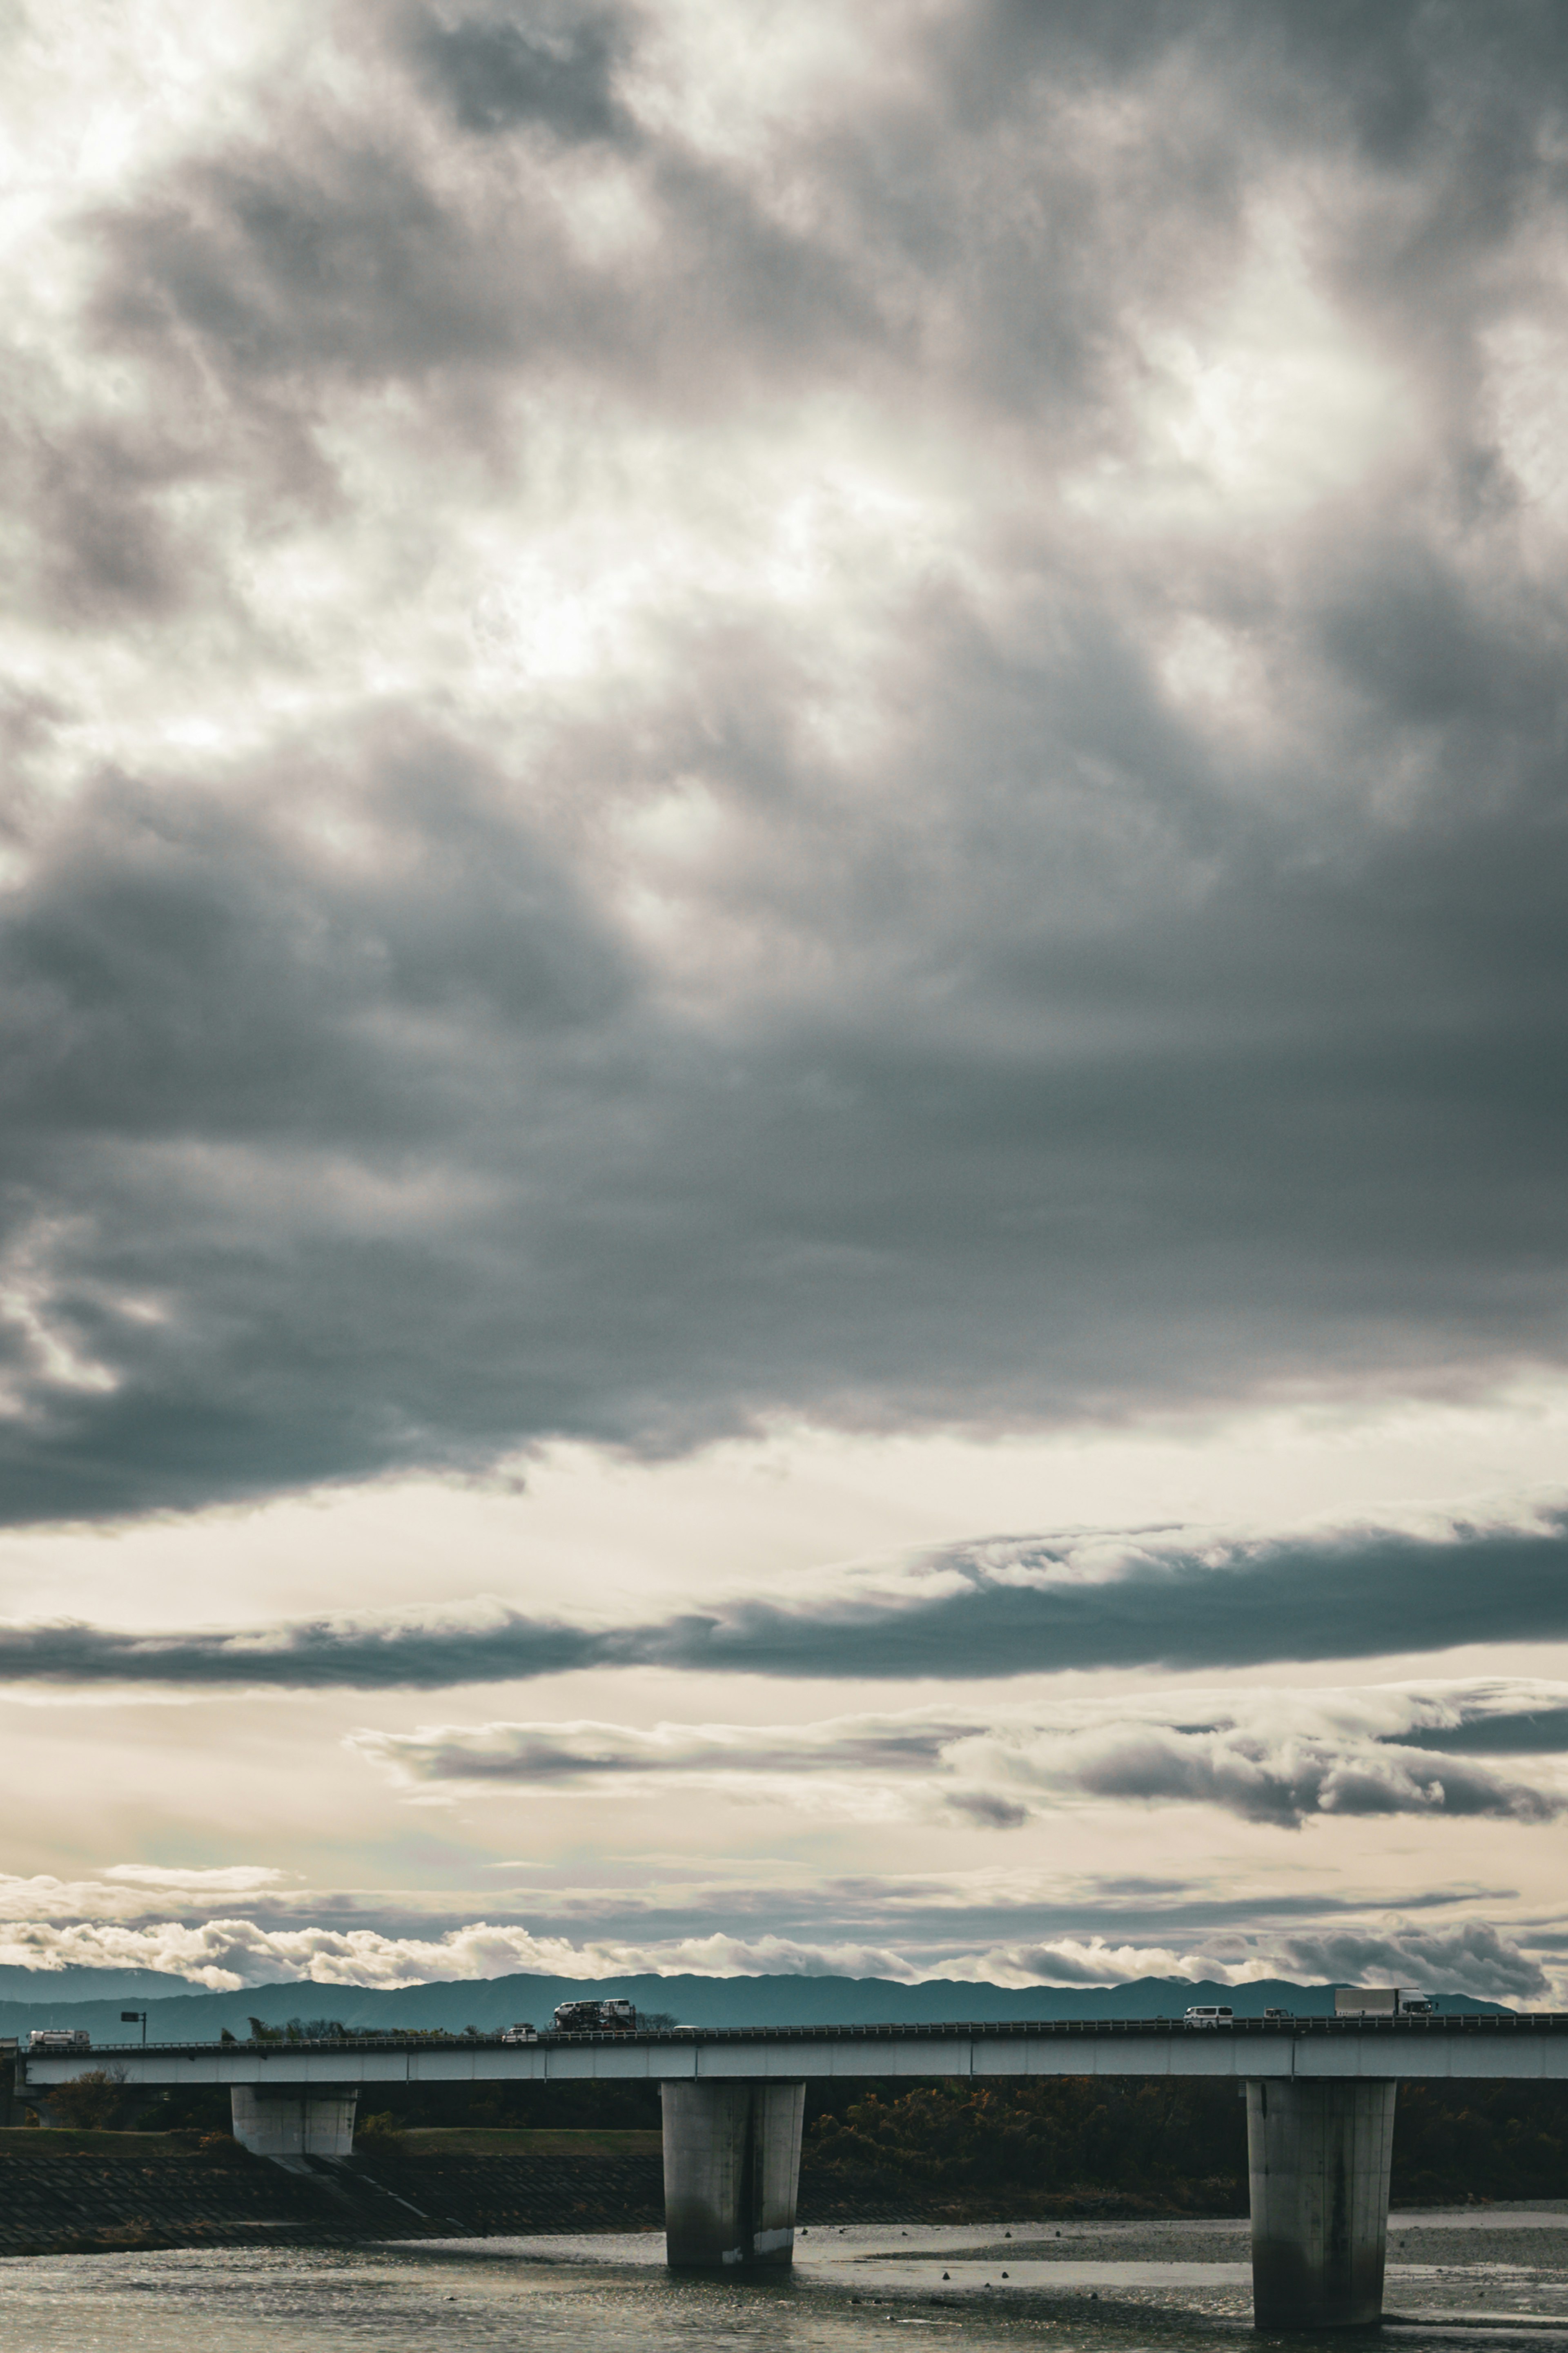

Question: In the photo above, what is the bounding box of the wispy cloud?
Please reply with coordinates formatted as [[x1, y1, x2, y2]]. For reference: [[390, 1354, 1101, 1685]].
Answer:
[[349, 1679, 1568, 1831]]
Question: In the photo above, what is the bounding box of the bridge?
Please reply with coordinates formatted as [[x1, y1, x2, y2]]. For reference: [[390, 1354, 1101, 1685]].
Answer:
[[24, 2012, 1568, 2327]]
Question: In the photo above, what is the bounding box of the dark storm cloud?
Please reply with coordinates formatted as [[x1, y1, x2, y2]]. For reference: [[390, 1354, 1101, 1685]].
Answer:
[[403, 5, 633, 143], [948, 0, 1568, 160], [91, 145, 547, 388], [646, 1515, 1568, 1680], [1396, 1709, 1568, 1755], [76, 54, 882, 457], [3, 700, 1568, 1520], [1273, 1919, 1549, 2004], [0, 1608, 605, 1688], [0, 373, 244, 629], [5, 1514, 1568, 1686], [5, 2, 1568, 1520], [79, 0, 1565, 511], [1049, 1731, 1556, 1829]]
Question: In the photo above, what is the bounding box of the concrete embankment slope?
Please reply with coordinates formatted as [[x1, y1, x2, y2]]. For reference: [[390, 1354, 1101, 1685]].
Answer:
[[0, 2128, 1224, 2257], [0, 2128, 669, 2255], [1, 2136, 331, 2253]]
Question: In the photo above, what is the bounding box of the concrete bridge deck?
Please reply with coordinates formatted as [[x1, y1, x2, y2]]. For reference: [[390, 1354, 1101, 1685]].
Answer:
[[21, 2010, 1568, 2090]]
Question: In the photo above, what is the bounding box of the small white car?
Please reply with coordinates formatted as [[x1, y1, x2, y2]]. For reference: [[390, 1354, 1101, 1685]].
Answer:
[[499, 2022, 538, 2043], [1183, 2005, 1233, 2030]]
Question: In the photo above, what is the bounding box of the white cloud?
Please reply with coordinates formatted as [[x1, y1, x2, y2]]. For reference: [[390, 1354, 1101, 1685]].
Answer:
[[0, 1911, 939, 1992], [1068, 200, 1414, 532], [0, 1908, 1549, 2001]]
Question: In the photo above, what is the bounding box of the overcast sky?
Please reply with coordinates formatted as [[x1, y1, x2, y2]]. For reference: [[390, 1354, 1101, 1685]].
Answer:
[[3, 0, 1568, 2005]]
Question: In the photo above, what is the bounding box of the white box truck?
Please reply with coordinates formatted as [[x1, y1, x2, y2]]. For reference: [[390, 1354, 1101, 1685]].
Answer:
[[1334, 1988, 1434, 2016]]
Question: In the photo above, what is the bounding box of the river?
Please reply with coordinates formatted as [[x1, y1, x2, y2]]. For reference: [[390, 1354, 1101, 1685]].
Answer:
[[4, 2215, 1568, 2351]]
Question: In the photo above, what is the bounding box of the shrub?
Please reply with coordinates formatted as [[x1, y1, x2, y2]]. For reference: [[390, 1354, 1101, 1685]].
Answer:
[[42, 2069, 134, 2132]]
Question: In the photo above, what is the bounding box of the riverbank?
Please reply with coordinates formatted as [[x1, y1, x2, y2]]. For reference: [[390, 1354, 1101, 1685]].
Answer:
[[0, 2128, 664, 2256], [0, 2126, 1246, 2258]]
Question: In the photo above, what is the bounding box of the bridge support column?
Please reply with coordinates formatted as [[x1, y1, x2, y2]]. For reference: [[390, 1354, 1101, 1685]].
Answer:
[[230, 2085, 359, 2159], [662, 2080, 805, 2268], [1247, 2079, 1395, 2329]]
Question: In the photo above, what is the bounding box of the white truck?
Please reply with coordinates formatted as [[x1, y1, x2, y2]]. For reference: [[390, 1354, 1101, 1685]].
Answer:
[[26, 2029, 92, 2052], [1333, 1987, 1434, 2017]]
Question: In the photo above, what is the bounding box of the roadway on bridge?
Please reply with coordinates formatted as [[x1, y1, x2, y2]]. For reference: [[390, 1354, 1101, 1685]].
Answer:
[[22, 2012, 1568, 2089]]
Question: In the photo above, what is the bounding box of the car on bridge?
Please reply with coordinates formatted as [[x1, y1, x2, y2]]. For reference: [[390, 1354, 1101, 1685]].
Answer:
[[26, 2029, 91, 2052], [499, 2022, 538, 2043], [1183, 2005, 1233, 2030]]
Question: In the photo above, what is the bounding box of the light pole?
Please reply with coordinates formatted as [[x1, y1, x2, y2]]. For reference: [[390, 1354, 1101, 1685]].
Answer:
[[121, 2010, 148, 2047]]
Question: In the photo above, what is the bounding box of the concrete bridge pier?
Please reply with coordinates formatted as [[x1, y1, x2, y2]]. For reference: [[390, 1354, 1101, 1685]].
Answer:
[[1247, 2079, 1396, 2328], [661, 2080, 806, 2267], [230, 2084, 359, 2160]]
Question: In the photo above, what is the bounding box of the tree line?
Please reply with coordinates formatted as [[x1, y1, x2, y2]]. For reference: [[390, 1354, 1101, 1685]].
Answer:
[[7, 2052, 1565, 2206]]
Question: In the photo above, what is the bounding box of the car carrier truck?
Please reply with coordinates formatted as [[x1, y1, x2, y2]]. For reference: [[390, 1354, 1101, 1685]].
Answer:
[[551, 1999, 637, 2034]]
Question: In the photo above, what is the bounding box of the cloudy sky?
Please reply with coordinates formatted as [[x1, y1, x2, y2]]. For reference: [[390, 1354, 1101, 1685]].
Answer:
[[3, 0, 1568, 2005]]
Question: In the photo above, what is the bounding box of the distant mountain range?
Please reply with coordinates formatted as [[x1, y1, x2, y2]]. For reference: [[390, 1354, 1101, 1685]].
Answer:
[[0, 1968, 1513, 2042]]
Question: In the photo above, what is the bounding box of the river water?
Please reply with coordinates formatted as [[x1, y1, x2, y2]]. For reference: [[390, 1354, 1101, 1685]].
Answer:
[[5, 2216, 1568, 2353]]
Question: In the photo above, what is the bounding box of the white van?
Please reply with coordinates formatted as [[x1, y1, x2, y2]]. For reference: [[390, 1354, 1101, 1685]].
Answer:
[[1183, 2005, 1233, 2030], [499, 2022, 537, 2043]]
